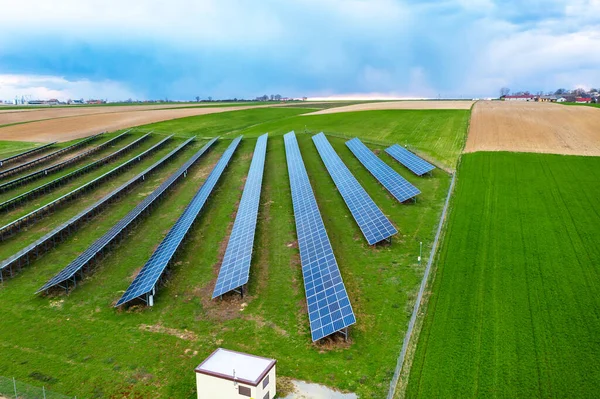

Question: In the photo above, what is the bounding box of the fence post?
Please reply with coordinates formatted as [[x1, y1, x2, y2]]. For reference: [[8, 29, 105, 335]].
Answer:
[[43, 385, 46, 399], [13, 377, 17, 399]]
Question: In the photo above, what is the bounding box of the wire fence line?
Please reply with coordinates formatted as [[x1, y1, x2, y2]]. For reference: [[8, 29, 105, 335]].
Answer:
[[0, 377, 74, 399], [386, 171, 457, 399]]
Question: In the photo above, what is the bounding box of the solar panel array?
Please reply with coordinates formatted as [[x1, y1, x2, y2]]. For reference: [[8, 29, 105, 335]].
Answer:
[[346, 138, 420, 203], [0, 131, 132, 193], [312, 133, 397, 245], [0, 142, 57, 167], [115, 136, 242, 307], [284, 131, 356, 341], [213, 133, 268, 298], [0, 133, 149, 211], [0, 136, 192, 281], [0, 132, 103, 180], [385, 144, 435, 176], [37, 137, 217, 293], [0, 134, 168, 240]]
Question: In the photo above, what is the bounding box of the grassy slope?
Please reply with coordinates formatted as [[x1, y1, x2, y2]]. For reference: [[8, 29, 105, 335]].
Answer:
[[407, 152, 600, 398], [0, 108, 468, 398], [0, 141, 44, 160]]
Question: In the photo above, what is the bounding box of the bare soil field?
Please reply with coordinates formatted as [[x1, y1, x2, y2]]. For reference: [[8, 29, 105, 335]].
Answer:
[[0, 105, 271, 142], [304, 100, 474, 115], [466, 101, 600, 156], [0, 103, 241, 126]]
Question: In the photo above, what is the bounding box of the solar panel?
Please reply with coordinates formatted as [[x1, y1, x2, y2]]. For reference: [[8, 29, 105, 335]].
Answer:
[[212, 133, 268, 298], [284, 131, 356, 341], [346, 138, 420, 203], [0, 133, 149, 211], [0, 133, 166, 240], [312, 133, 397, 245], [0, 131, 132, 193], [0, 135, 189, 283], [115, 136, 242, 307], [385, 144, 435, 176], [36, 137, 217, 293]]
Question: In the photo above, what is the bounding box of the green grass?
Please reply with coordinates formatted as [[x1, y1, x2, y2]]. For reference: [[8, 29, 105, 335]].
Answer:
[[0, 141, 45, 160], [0, 108, 468, 398], [141, 108, 470, 170], [561, 102, 600, 108], [406, 152, 600, 398]]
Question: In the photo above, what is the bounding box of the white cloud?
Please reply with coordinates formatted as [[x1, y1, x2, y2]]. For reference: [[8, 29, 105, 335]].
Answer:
[[0, 74, 140, 102]]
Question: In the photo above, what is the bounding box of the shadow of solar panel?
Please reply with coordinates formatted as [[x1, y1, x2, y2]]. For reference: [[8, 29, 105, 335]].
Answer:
[[385, 144, 435, 176], [115, 136, 242, 307], [284, 131, 356, 341], [0, 142, 57, 167], [36, 136, 216, 294], [312, 133, 397, 245], [212, 133, 268, 298], [346, 138, 420, 203]]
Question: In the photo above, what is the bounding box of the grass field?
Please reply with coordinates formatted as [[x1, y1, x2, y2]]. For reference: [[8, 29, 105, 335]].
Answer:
[[405, 152, 600, 398], [0, 108, 468, 398], [146, 108, 470, 170], [562, 102, 600, 108]]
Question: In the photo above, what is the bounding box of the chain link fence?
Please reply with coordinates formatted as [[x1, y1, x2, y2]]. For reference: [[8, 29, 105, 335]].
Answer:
[[0, 377, 73, 399]]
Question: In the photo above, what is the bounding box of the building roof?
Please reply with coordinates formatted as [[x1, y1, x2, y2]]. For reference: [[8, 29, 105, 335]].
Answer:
[[576, 97, 592, 101], [195, 348, 276, 386]]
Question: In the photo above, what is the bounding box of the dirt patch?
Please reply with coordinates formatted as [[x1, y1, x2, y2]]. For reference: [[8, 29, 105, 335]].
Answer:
[[304, 100, 473, 115], [139, 323, 198, 341], [465, 101, 600, 156], [0, 105, 277, 143]]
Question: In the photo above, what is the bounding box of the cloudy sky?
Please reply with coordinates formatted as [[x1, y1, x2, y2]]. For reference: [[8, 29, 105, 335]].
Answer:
[[0, 0, 599, 101]]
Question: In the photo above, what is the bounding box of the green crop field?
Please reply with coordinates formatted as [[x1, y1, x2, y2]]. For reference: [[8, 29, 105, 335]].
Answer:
[[405, 152, 600, 398], [0, 108, 468, 398]]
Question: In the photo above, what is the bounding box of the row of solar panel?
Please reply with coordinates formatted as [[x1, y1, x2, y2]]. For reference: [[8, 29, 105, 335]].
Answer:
[[37, 136, 215, 293], [0, 132, 104, 180], [1, 133, 433, 342], [0, 135, 182, 280], [0, 132, 147, 211], [0, 130, 132, 193], [0, 133, 169, 240]]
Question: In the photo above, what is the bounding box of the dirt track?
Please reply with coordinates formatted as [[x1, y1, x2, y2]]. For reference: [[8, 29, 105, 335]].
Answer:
[[0, 105, 270, 142], [304, 100, 473, 115], [466, 101, 600, 156]]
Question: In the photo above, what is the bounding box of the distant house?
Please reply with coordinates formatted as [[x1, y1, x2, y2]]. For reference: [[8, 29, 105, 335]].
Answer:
[[575, 97, 592, 103], [503, 95, 535, 101], [537, 95, 557, 102], [86, 99, 106, 104], [556, 97, 567, 102]]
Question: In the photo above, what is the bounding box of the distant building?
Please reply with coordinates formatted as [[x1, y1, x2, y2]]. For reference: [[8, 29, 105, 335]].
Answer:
[[195, 348, 276, 399], [86, 99, 106, 104], [537, 95, 557, 102], [503, 95, 535, 101], [575, 97, 592, 103]]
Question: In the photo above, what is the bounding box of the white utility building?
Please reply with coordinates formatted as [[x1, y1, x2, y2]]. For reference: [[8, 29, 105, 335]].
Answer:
[[195, 348, 277, 399]]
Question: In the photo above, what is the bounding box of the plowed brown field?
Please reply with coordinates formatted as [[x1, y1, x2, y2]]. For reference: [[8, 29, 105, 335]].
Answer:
[[0, 103, 243, 126], [466, 101, 600, 156], [0, 105, 269, 142]]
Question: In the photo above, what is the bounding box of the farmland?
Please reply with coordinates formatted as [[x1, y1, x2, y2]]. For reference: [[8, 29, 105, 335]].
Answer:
[[405, 152, 600, 398], [0, 108, 468, 398]]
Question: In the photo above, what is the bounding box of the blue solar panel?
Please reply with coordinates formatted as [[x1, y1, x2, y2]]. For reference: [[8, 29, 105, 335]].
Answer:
[[115, 136, 242, 307], [284, 131, 356, 341], [312, 133, 397, 245], [36, 137, 216, 294], [385, 144, 435, 176], [346, 138, 420, 203], [213, 133, 268, 298]]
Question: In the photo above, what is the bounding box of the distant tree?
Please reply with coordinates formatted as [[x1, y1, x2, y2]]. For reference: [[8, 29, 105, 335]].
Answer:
[[500, 87, 510, 97], [195, 96, 200, 102], [208, 96, 212, 101], [590, 88, 598, 93], [555, 88, 567, 95], [573, 87, 586, 96], [274, 94, 282, 101]]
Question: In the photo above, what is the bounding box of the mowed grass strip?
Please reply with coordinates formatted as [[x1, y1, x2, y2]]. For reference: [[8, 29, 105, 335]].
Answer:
[[406, 152, 600, 398]]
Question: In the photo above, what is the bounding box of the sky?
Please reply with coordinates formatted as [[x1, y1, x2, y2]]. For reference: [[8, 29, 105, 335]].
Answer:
[[0, 0, 599, 101]]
